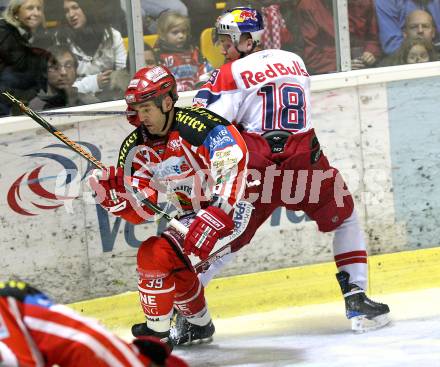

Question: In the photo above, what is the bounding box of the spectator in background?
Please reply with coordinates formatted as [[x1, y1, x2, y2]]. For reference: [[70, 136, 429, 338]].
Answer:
[[0, 0, 50, 116], [375, 0, 440, 55], [144, 42, 158, 67], [379, 9, 439, 65], [405, 37, 437, 62], [404, 9, 438, 49], [55, 0, 127, 101], [110, 42, 159, 97], [140, 0, 188, 34], [379, 37, 436, 66], [406, 8, 436, 36], [101, 0, 127, 37], [181, 0, 220, 46], [155, 11, 213, 91], [260, 1, 294, 50], [29, 45, 99, 111], [296, 0, 381, 74], [225, 0, 294, 50]]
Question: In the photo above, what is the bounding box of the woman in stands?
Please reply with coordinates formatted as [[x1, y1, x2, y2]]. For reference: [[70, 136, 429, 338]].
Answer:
[[55, 0, 127, 101], [0, 0, 50, 116]]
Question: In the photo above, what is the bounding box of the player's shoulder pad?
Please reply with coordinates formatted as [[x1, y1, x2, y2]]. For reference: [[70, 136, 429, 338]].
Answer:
[[175, 107, 231, 146], [206, 63, 236, 92], [0, 280, 41, 301], [117, 128, 142, 168], [193, 64, 237, 107]]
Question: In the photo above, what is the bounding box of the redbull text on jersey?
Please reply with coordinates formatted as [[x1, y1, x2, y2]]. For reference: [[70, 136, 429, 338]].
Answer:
[[240, 61, 309, 89]]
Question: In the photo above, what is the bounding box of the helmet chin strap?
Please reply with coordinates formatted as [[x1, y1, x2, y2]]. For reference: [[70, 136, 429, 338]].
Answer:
[[161, 110, 172, 132], [159, 103, 172, 133], [152, 96, 172, 133]]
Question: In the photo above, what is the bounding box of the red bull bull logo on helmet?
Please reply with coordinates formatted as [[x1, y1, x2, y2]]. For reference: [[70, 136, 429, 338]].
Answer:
[[232, 8, 257, 22]]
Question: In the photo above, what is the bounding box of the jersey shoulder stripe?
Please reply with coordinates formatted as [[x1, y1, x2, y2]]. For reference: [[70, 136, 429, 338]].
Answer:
[[204, 62, 237, 93], [117, 128, 142, 169], [175, 107, 230, 146], [193, 63, 239, 108]]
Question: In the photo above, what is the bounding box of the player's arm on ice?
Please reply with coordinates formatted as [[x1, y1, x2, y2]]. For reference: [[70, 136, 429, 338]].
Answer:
[[183, 125, 248, 260]]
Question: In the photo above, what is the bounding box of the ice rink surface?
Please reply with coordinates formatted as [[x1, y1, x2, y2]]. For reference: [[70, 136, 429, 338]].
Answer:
[[169, 288, 440, 367]]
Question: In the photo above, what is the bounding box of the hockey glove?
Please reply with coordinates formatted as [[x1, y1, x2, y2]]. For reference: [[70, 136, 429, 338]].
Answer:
[[126, 106, 141, 127], [88, 166, 155, 223], [183, 206, 234, 260], [133, 336, 189, 366]]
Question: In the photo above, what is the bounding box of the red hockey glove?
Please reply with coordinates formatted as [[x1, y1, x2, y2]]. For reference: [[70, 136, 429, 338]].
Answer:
[[88, 166, 155, 222], [126, 106, 141, 127], [88, 166, 126, 211], [183, 206, 234, 260]]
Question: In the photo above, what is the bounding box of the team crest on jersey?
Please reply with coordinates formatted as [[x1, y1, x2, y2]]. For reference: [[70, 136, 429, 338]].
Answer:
[[180, 162, 190, 172], [0, 313, 9, 339], [167, 138, 181, 152]]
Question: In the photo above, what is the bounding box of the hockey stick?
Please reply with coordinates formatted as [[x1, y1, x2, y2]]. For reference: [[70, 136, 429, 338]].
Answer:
[[1, 92, 252, 272], [39, 110, 136, 116], [1, 91, 188, 235]]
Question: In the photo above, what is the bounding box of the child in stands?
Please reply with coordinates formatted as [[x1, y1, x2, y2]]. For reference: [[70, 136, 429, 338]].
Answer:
[[154, 11, 212, 91]]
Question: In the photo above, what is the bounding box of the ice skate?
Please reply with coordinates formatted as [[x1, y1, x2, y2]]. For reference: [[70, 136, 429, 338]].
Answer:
[[131, 322, 173, 348], [170, 312, 215, 346], [336, 271, 391, 333]]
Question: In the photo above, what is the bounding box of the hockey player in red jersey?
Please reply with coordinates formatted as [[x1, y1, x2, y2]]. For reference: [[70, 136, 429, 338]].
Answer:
[[88, 65, 248, 346], [187, 7, 390, 333], [0, 280, 187, 367]]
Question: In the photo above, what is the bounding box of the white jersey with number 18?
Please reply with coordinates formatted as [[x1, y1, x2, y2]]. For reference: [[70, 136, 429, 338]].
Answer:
[[193, 49, 313, 135]]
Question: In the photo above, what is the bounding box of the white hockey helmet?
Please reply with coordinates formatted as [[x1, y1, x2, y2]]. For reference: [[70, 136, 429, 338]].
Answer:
[[215, 7, 265, 46]]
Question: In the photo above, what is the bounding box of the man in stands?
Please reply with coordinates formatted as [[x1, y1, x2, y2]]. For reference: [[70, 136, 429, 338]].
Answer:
[[379, 9, 440, 65], [29, 45, 99, 111], [375, 0, 440, 54]]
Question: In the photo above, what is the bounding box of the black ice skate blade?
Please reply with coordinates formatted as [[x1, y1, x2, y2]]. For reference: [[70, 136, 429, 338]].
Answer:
[[175, 336, 214, 347]]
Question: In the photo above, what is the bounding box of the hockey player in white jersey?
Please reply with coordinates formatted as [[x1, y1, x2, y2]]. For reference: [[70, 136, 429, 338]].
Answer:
[[174, 6, 390, 338]]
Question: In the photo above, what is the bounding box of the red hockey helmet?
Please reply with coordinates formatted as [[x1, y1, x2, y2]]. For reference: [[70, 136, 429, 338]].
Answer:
[[124, 66, 178, 106]]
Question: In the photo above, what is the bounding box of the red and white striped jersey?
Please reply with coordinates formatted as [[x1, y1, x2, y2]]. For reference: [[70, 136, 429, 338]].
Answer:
[[193, 49, 313, 135], [0, 281, 152, 367], [118, 106, 248, 216]]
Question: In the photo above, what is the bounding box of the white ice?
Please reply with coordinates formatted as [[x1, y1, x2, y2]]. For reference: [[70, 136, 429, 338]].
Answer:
[[172, 288, 440, 367]]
